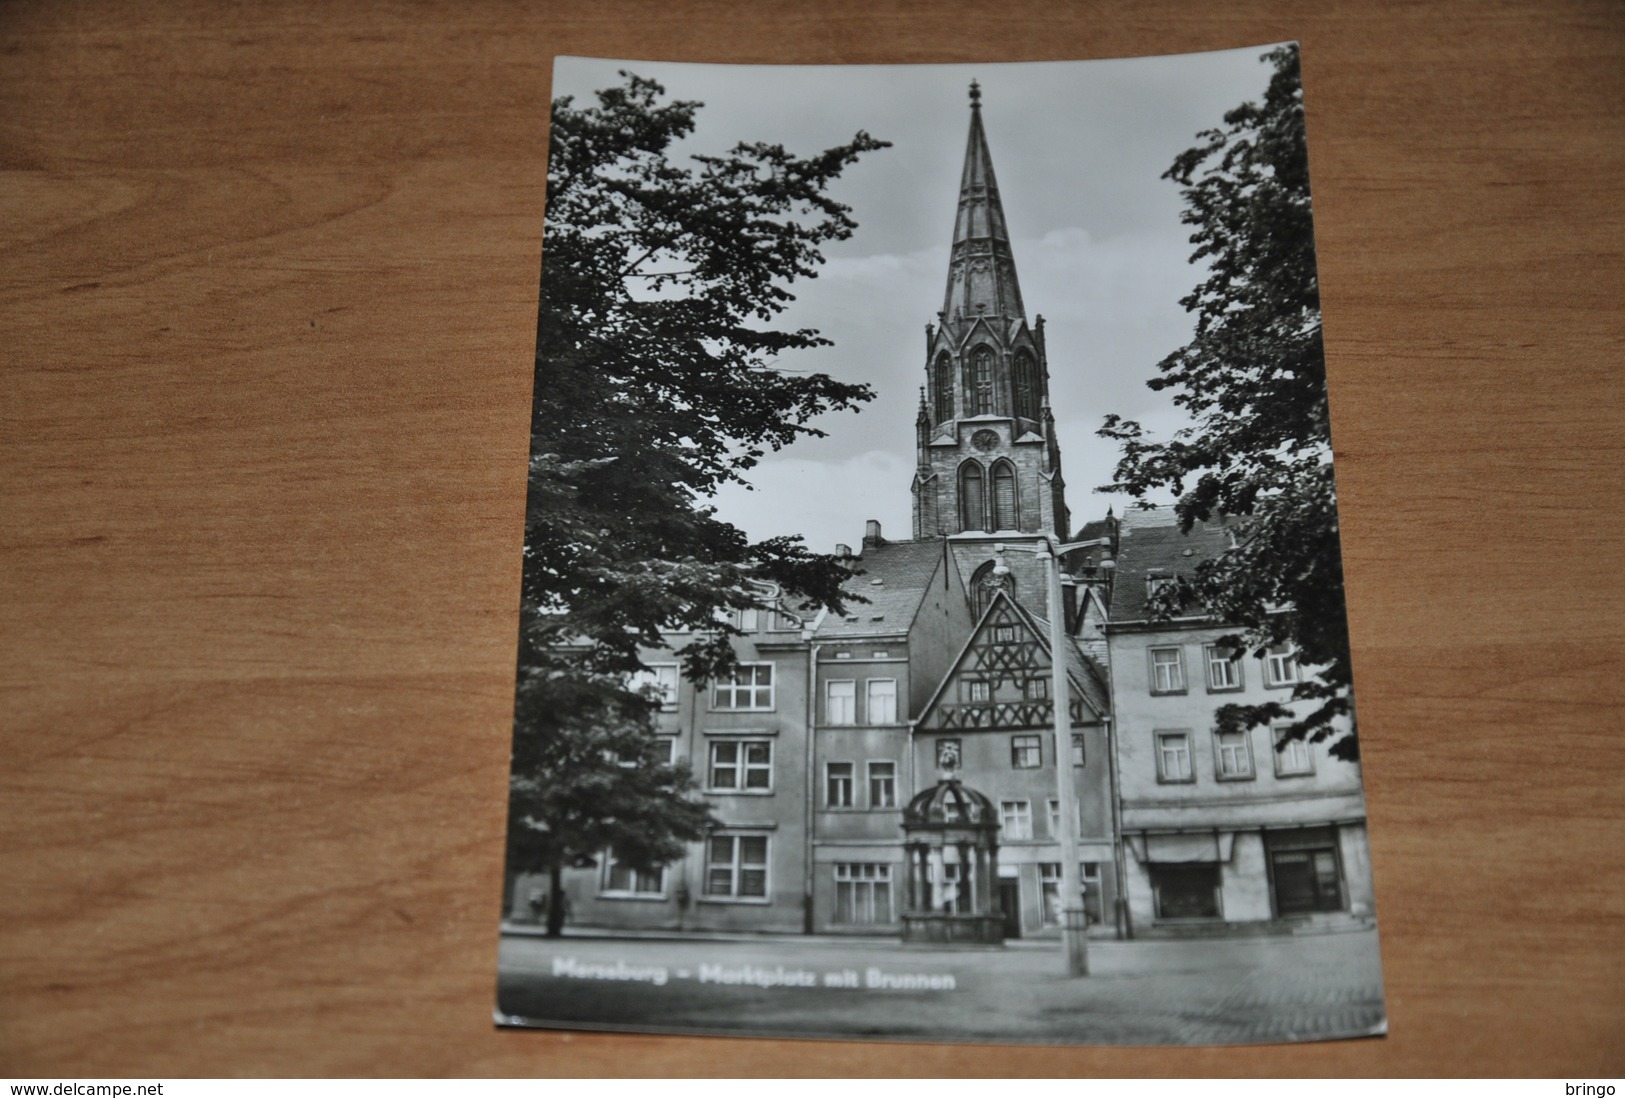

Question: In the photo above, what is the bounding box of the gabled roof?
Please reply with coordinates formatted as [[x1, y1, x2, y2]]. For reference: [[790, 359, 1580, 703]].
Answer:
[[915, 589, 1111, 727], [1022, 605, 1112, 719], [1108, 505, 1242, 623], [813, 538, 948, 638]]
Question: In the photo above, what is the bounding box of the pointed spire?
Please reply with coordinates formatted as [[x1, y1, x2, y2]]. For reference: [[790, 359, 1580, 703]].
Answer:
[[943, 81, 1025, 324]]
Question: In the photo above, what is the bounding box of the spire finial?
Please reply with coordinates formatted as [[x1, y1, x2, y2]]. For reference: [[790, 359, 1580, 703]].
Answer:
[[969, 80, 981, 108]]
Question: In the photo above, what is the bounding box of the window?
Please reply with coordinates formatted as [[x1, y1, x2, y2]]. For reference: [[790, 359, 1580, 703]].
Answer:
[[959, 462, 986, 533], [992, 461, 1017, 530], [1204, 644, 1243, 692], [656, 737, 677, 767], [709, 740, 772, 792], [1146, 575, 1176, 600], [712, 663, 773, 710], [1264, 646, 1301, 688], [868, 761, 896, 808], [1011, 734, 1042, 769], [1151, 863, 1221, 919], [1013, 350, 1039, 420], [1270, 847, 1343, 915], [1275, 729, 1314, 777], [935, 738, 962, 771], [1000, 799, 1033, 839], [705, 834, 768, 899], [1071, 732, 1086, 767], [933, 353, 954, 424], [1041, 862, 1103, 926], [602, 852, 665, 896], [826, 762, 854, 808], [1214, 730, 1255, 780], [826, 680, 855, 725], [833, 863, 893, 924], [1156, 731, 1194, 783], [1047, 799, 1083, 840], [970, 345, 994, 415], [630, 663, 679, 710], [964, 679, 991, 703], [1149, 647, 1186, 694], [737, 607, 759, 633], [866, 679, 898, 724], [1026, 676, 1048, 700], [993, 624, 1017, 644]]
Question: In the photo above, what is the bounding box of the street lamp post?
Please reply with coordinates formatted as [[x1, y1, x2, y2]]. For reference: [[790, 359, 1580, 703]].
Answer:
[[995, 537, 1089, 977]]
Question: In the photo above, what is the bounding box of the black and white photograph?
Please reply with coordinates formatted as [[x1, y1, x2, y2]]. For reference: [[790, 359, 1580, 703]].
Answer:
[[496, 45, 1386, 1046]]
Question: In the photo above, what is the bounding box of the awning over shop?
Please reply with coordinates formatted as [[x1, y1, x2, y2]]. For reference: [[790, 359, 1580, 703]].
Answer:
[[1127, 831, 1235, 864]]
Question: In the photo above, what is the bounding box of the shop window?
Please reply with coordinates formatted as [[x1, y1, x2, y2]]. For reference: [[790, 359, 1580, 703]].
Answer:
[[1270, 847, 1343, 915], [1041, 862, 1103, 926], [1150, 863, 1221, 919], [833, 863, 893, 924]]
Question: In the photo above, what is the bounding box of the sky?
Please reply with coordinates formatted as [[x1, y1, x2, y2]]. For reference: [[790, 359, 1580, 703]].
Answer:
[[550, 48, 1286, 553]]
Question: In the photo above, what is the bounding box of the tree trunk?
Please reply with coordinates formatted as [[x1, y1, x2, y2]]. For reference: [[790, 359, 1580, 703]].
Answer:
[[546, 863, 566, 938]]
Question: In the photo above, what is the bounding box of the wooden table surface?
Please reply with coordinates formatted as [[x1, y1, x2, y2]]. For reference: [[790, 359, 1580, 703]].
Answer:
[[3, 0, 1622, 1078]]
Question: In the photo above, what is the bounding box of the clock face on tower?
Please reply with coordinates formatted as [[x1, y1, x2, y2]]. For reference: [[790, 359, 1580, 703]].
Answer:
[[971, 428, 1000, 452]]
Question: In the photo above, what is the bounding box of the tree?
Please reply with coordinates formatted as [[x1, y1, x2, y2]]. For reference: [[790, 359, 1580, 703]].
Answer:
[[1099, 45, 1358, 760], [508, 74, 889, 932]]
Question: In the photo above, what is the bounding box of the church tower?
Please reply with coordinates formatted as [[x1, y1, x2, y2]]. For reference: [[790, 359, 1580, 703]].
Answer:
[[912, 82, 1071, 550]]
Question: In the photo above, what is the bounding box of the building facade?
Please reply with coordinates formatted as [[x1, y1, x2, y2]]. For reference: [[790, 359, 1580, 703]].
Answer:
[[1104, 507, 1375, 935], [510, 82, 1374, 946]]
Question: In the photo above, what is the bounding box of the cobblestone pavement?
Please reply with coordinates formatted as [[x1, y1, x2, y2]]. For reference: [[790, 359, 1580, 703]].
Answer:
[[496, 928, 1386, 1046]]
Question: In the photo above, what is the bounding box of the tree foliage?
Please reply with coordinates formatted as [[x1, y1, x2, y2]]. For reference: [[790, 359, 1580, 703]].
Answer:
[[508, 74, 889, 930], [1100, 45, 1357, 760]]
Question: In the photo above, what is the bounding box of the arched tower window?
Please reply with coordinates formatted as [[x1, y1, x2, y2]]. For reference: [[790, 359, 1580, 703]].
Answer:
[[933, 353, 954, 424], [969, 346, 994, 416], [1013, 350, 1039, 421], [992, 460, 1018, 531], [970, 560, 1014, 621], [958, 462, 987, 533]]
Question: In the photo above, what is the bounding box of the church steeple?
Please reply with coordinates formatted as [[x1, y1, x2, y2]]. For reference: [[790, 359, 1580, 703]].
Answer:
[[943, 81, 1025, 324], [912, 82, 1070, 544]]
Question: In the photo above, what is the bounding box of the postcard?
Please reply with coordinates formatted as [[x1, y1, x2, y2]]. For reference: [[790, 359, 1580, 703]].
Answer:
[[496, 45, 1385, 1045]]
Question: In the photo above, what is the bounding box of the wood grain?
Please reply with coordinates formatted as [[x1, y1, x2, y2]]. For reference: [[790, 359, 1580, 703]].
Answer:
[[2, 0, 1622, 1077]]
